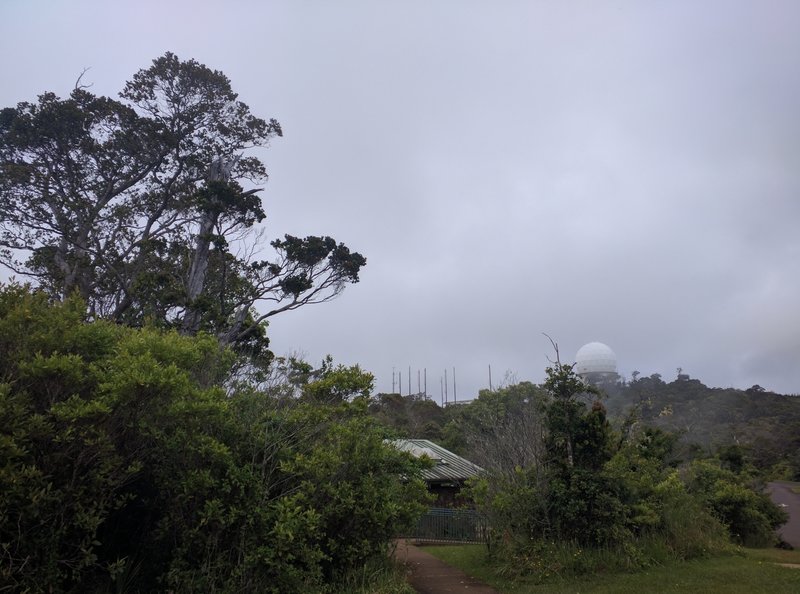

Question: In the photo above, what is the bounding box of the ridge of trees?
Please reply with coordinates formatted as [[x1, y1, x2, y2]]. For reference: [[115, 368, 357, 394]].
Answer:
[[370, 373, 800, 481]]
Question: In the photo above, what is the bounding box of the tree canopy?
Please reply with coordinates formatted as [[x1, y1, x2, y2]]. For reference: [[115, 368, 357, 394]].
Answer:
[[0, 53, 365, 355]]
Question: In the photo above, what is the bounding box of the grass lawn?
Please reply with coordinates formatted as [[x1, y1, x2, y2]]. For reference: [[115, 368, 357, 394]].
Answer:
[[422, 544, 800, 593]]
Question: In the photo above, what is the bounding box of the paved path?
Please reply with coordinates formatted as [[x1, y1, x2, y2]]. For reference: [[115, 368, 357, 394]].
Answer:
[[768, 481, 800, 548], [394, 540, 500, 594]]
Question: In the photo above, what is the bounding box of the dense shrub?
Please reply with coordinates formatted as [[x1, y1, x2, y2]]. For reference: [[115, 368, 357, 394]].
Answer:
[[288, 404, 429, 580], [0, 285, 428, 592], [471, 362, 757, 582], [684, 459, 787, 547]]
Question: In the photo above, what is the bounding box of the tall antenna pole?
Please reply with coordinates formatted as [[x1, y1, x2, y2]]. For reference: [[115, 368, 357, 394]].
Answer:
[[408, 366, 411, 396], [453, 367, 457, 403], [440, 376, 443, 406], [399, 372, 402, 396], [444, 368, 448, 405], [489, 364, 493, 391], [392, 366, 396, 393], [417, 370, 421, 396], [424, 368, 427, 399]]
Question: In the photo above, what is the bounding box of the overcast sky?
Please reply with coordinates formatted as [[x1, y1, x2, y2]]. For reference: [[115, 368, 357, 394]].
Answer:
[[2, 1, 799, 397]]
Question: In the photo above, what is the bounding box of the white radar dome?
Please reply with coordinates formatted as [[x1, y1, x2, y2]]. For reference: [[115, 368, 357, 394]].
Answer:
[[575, 342, 617, 375]]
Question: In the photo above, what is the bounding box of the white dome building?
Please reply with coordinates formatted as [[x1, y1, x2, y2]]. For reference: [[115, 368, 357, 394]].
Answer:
[[575, 342, 618, 383]]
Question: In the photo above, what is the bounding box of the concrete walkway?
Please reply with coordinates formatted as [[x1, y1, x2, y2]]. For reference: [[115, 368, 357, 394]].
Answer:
[[394, 540, 500, 594]]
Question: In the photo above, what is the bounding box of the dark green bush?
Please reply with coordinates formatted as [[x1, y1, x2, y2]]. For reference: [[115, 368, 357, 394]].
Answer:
[[0, 285, 428, 592], [684, 459, 788, 547], [472, 363, 740, 583]]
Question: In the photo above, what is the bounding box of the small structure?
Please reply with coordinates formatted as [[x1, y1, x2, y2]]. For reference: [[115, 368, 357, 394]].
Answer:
[[575, 341, 619, 385], [392, 439, 483, 507]]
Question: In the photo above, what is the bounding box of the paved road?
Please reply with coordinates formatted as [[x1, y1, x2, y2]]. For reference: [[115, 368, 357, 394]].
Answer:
[[768, 481, 800, 547], [394, 540, 500, 594]]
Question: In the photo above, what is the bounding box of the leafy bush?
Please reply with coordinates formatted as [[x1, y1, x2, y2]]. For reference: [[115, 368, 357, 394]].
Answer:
[[684, 459, 787, 547], [0, 285, 428, 592]]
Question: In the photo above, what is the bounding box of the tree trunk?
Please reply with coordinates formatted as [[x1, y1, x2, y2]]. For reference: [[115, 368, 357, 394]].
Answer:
[[180, 208, 218, 335]]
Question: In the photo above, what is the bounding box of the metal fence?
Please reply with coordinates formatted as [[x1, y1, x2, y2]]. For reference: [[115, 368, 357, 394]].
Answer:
[[402, 508, 488, 544]]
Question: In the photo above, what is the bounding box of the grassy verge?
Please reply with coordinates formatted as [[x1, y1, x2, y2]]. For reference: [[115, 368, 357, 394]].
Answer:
[[422, 544, 800, 594], [330, 555, 414, 594]]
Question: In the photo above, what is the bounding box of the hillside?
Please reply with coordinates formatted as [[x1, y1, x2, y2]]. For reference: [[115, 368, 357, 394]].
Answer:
[[371, 377, 800, 480], [604, 376, 800, 477]]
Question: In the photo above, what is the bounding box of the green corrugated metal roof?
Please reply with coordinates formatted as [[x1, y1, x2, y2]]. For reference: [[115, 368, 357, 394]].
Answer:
[[391, 439, 483, 483]]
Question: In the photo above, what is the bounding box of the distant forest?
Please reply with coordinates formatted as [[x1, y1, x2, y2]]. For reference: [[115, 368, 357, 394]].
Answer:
[[370, 375, 800, 481]]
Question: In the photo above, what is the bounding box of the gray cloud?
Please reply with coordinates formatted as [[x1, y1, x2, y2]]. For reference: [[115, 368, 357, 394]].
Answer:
[[2, 0, 799, 396]]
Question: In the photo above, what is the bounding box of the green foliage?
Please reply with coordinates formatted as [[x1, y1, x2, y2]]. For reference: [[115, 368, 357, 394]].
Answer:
[[0, 54, 365, 359], [0, 288, 129, 589], [369, 392, 447, 441], [288, 403, 429, 580], [684, 459, 788, 547], [0, 285, 427, 593], [471, 362, 747, 584], [302, 358, 375, 404], [543, 362, 601, 469]]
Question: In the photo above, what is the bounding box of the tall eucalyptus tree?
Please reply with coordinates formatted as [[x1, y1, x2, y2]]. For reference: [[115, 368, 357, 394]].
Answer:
[[0, 53, 365, 354]]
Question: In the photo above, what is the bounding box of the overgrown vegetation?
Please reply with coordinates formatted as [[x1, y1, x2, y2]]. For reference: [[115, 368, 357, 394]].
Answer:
[[372, 354, 793, 585], [0, 286, 428, 592]]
